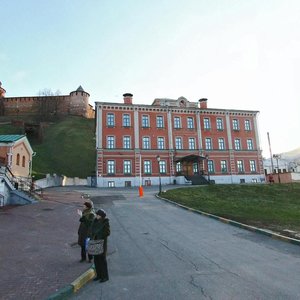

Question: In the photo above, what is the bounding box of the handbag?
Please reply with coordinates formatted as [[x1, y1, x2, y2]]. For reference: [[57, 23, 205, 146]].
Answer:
[[87, 239, 104, 255], [85, 237, 90, 251]]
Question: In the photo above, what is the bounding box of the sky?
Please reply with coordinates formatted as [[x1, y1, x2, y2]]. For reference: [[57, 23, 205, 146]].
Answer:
[[1, 0, 299, 156]]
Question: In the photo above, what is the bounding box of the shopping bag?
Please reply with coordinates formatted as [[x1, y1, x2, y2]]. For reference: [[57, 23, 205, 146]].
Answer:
[[87, 239, 104, 255]]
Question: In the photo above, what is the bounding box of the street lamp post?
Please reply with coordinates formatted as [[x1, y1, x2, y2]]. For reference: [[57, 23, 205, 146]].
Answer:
[[273, 154, 281, 183], [205, 154, 210, 184], [156, 155, 162, 194], [139, 153, 143, 197]]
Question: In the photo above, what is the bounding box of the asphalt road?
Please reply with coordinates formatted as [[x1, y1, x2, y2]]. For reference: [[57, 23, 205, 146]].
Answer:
[[71, 186, 300, 300]]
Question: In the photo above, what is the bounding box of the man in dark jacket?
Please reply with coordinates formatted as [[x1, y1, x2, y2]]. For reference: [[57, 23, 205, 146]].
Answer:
[[77, 201, 95, 262], [90, 209, 110, 282]]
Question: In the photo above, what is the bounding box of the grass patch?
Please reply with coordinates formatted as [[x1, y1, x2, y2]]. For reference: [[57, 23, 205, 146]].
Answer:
[[162, 184, 300, 234], [31, 116, 96, 178], [0, 116, 96, 179], [0, 123, 23, 135]]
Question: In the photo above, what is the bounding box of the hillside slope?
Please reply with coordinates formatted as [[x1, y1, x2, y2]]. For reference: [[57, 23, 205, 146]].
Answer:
[[281, 147, 300, 161], [0, 116, 96, 178]]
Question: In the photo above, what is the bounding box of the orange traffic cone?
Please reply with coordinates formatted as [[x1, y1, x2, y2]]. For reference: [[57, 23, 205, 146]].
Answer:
[[139, 186, 144, 197]]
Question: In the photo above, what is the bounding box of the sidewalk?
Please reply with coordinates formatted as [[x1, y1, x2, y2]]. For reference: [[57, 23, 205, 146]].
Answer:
[[0, 187, 94, 300]]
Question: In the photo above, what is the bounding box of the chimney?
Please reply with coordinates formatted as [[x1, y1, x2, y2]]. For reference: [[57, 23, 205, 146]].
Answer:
[[199, 98, 207, 109], [123, 93, 133, 105]]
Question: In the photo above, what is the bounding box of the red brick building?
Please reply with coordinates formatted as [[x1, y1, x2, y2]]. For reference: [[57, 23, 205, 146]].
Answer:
[[95, 94, 265, 187]]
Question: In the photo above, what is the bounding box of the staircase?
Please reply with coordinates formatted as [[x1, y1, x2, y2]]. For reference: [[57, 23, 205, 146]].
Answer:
[[0, 166, 41, 205], [184, 175, 209, 185], [10, 190, 37, 205]]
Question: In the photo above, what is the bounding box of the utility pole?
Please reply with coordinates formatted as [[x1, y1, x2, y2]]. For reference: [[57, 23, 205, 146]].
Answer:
[[273, 154, 281, 183], [267, 132, 274, 174]]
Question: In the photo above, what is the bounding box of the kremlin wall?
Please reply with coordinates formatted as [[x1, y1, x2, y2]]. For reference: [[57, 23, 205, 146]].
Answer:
[[0, 82, 95, 119]]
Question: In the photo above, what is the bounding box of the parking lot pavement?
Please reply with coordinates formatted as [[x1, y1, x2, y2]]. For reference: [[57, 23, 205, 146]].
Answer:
[[0, 187, 94, 300]]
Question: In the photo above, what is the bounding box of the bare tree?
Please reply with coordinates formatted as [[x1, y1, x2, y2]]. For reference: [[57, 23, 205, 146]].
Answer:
[[38, 89, 61, 96], [37, 88, 61, 120]]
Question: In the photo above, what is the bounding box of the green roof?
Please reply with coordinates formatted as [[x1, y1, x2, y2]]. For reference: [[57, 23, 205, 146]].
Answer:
[[0, 135, 25, 143]]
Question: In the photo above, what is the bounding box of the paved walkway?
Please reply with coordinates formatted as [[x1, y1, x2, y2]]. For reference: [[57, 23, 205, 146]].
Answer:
[[0, 187, 95, 300]]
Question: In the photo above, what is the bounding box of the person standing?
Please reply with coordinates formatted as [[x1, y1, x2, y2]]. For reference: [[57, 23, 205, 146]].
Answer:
[[90, 209, 110, 282], [77, 202, 95, 263]]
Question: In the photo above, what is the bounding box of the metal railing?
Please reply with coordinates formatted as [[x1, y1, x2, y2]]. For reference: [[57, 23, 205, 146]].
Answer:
[[0, 165, 44, 199]]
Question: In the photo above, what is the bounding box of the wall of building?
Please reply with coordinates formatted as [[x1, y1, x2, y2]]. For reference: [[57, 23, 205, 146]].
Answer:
[[291, 173, 300, 181], [95, 97, 264, 188], [266, 173, 292, 183], [11, 141, 31, 177], [0, 146, 8, 164]]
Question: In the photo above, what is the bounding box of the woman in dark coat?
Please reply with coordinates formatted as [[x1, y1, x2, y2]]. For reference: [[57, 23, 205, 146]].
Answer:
[[90, 209, 110, 282], [77, 201, 95, 262]]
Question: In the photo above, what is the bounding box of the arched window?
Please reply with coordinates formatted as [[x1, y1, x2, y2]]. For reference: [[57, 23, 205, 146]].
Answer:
[[22, 156, 25, 167], [16, 153, 20, 165]]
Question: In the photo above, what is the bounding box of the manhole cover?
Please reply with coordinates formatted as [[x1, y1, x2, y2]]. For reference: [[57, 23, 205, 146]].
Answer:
[[42, 208, 54, 211], [91, 195, 126, 204]]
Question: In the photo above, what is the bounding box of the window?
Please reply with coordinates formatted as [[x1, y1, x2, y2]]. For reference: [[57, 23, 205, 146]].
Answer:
[[221, 160, 227, 173], [16, 153, 20, 165], [159, 160, 166, 173], [123, 114, 130, 127], [247, 139, 253, 150], [176, 162, 182, 172], [107, 160, 115, 174], [203, 118, 211, 130], [22, 156, 25, 167], [174, 117, 181, 129], [188, 138, 195, 150], [234, 139, 241, 150], [245, 119, 251, 131], [187, 117, 194, 129], [237, 160, 244, 173], [144, 160, 151, 174], [232, 119, 239, 130], [107, 136, 115, 149], [218, 138, 225, 150], [107, 113, 115, 127], [108, 181, 115, 188], [208, 160, 214, 173], [123, 160, 131, 174], [156, 116, 164, 128], [142, 137, 150, 149], [142, 115, 150, 128], [250, 160, 256, 172], [123, 136, 131, 149], [216, 118, 224, 130], [205, 138, 212, 150], [175, 137, 182, 149], [157, 137, 165, 149]]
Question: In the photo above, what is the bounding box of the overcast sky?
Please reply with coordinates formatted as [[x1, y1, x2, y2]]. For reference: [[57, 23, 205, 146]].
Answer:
[[1, 0, 299, 156]]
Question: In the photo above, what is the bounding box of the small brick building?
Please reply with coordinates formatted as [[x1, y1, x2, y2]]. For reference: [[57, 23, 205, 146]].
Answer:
[[0, 135, 34, 178]]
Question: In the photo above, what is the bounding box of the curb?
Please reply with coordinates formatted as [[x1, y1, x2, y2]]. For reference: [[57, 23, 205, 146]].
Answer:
[[46, 267, 95, 300], [156, 194, 300, 246]]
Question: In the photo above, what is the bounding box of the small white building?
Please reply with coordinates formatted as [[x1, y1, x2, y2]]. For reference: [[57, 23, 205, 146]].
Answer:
[[0, 135, 34, 206]]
